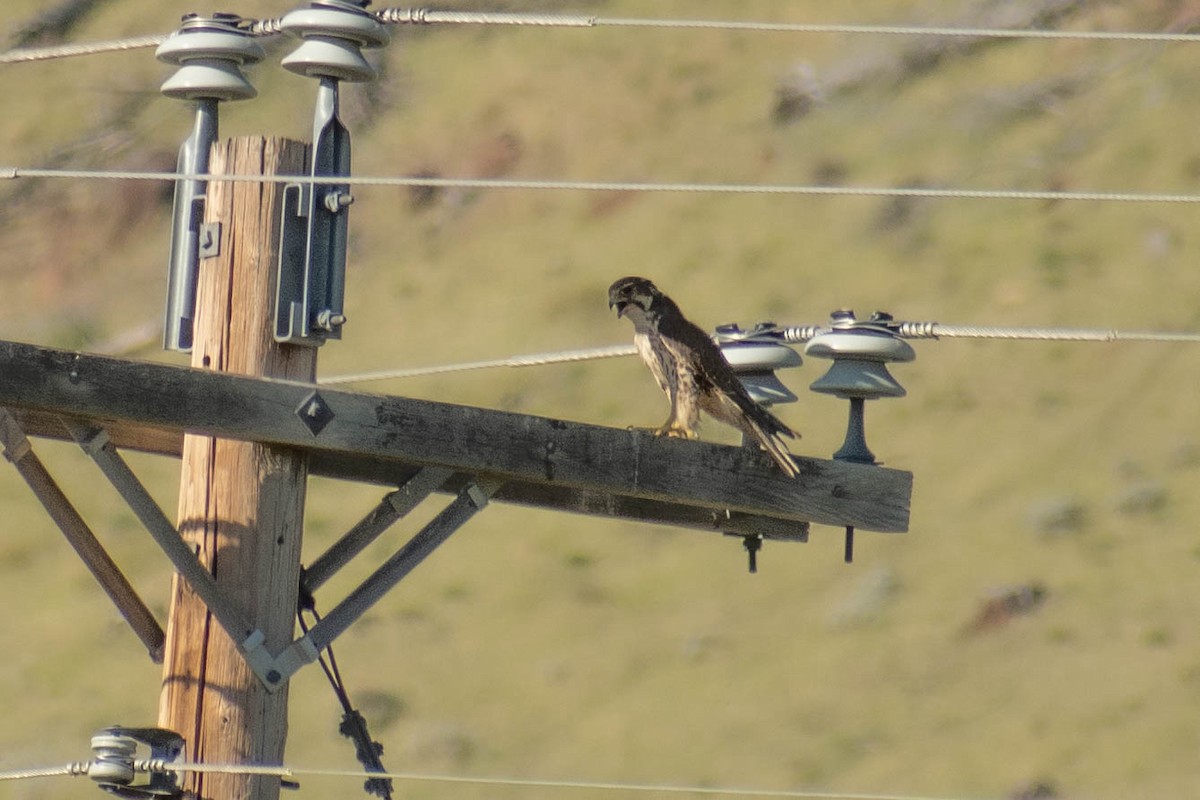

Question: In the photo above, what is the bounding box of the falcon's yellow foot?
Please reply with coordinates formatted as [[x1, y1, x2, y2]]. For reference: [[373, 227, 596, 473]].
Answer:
[[655, 422, 698, 439], [626, 425, 660, 434]]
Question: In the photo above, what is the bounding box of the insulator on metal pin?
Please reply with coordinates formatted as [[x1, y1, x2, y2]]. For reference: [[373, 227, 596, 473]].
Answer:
[[807, 311, 913, 563], [157, 14, 264, 353], [805, 310, 914, 465], [273, 1, 389, 346]]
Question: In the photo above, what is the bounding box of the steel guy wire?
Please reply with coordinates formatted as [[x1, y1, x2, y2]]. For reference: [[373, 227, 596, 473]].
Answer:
[[3, 9, 1200, 65], [0, 757, 995, 800], [319, 324, 1200, 386], [6, 165, 1200, 204]]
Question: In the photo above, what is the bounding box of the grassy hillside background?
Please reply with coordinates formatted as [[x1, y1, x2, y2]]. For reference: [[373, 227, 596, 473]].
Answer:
[[2, 1, 1200, 798]]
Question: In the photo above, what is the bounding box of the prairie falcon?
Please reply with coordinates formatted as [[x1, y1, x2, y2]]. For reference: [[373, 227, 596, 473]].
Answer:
[[608, 276, 798, 478]]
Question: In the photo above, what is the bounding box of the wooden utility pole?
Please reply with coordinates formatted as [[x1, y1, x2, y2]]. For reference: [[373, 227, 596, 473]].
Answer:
[[157, 136, 312, 800]]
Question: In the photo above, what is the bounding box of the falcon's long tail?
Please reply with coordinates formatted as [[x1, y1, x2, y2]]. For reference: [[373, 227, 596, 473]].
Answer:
[[704, 391, 800, 478], [741, 405, 799, 479], [724, 400, 801, 474]]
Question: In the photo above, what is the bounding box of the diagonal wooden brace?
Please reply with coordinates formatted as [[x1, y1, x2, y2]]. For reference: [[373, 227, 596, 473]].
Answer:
[[0, 409, 165, 661]]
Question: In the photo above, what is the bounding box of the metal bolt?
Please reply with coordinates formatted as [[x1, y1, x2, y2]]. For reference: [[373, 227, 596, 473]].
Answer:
[[743, 535, 762, 573], [315, 310, 347, 331], [323, 190, 354, 213]]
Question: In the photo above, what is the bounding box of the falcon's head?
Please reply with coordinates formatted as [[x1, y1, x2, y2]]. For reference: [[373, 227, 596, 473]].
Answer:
[[608, 276, 660, 319]]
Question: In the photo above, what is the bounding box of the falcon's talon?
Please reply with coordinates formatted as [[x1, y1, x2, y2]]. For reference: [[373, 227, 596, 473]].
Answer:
[[658, 424, 697, 439], [609, 276, 800, 479]]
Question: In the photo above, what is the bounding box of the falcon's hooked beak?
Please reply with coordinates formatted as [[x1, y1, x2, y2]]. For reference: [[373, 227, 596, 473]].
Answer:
[[608, 276, 654, 319]]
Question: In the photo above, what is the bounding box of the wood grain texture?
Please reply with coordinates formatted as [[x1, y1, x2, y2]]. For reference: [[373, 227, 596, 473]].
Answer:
[[158, 136, 312, 800], [0, 341, 911, 534], [5, 410, 814, 541]]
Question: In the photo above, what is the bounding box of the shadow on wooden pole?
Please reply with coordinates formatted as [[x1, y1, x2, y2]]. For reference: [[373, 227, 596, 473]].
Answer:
[[157, 136, 314, 800]]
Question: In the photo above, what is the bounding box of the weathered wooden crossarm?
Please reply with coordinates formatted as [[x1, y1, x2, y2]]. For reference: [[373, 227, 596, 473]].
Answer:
[[0, 339, 911, 533], [8, 410, 808, 541]]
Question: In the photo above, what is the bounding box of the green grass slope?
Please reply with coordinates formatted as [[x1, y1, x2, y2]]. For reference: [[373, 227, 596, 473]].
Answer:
[[2, 1, 1200, 798]]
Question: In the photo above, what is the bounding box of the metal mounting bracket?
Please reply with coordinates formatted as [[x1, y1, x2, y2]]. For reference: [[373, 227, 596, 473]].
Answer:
[[274, 77, 352, 346], [162, 98, 217, 353], [158, 14, 263, 353]]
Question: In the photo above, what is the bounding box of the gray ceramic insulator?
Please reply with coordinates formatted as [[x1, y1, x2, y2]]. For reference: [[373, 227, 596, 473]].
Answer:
[[156, 21, 264, 102], [720, 340, 803, 405], [805, 330, 914, 400], [281, 3, 391, 82]]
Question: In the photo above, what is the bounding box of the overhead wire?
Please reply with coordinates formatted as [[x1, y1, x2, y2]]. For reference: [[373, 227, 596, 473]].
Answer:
[[319, 324, 1200, 385], [0, 7, 1190, 798], [887, 322, 1200, 343], [0, 33, 167, 64], [2, 6, 1195, 203], [4, 165, 1200, 204], [0, 757, 993, 800], [0, 0, 1182, 746], [2, 8, 1200, 65], [0, 762, 90, 781], [592, 17, 1200, 42], [376, 8, 596, 28], [320, 344, 637, 385]]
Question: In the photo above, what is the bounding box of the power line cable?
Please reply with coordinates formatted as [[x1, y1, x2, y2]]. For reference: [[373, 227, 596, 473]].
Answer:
[[886, 322, 1200, 343], [0, 763, 90, 781], [319, 323, 1200, 385], [320, 344, 637, 385], [377, 8, 596, 28], [0, 33, 166, 64], [0, 8, 1178, 800], [3, 9, 1199, 65], [0, 756, 993, 800], [592, 17, 1200, 42], [5, 166, 1200, 204]]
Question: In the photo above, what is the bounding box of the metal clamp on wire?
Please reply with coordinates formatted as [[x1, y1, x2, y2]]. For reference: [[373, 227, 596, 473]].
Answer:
[[157, 14, 264, 352], [274, 0, 389, 346], [89, 726, 184, 799]]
